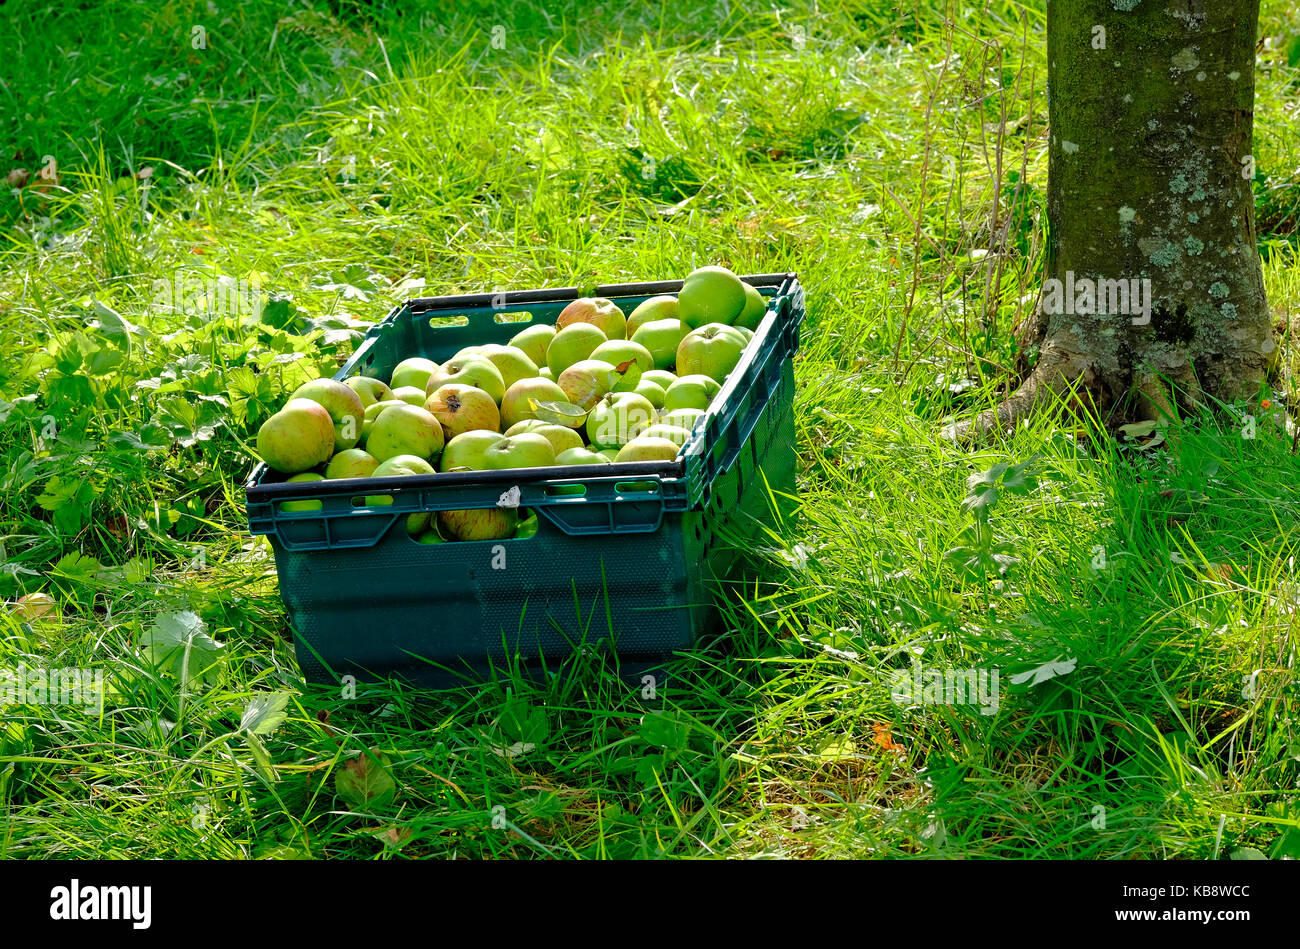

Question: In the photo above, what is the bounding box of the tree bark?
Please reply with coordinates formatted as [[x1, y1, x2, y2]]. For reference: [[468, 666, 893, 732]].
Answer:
[[950, 0, 1271, 439]]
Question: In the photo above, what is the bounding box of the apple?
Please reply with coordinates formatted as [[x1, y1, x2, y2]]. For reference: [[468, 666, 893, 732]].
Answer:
[[510, 324, 556, 366], [392, 386, 430, 406], [663, 374, 722, 412], [440, 429, 505, 471], [424, 356, 506, 403], [362, 398, 406, 442], [677, 265, 746, 328], [734, 326, 755, 343], [325, 448, 380, 480], [291, 378, 365, 451], [366, 403, 445, 463], [658, 407, 707, 432], [556, 297, 626, 339], [630, 318, 689, 371], [641, 369, 678, 390], [557, 358, 624, 410], [504, 419, 584, 455], [425, 383, 501, 439], [597, 447, 621, 462], [546, 323, 607, 375], [676, 323, 747, 382], [626, 295, 679, 336], [586, 391, 656, 448], [439, 507, 518, 542], [257, 398, 335, 473], [735, 282, 767, 330], [616, 437, 682, 463], [343, 375, 394, 409], [455, 343, 539, 390], [280, 472, 324, 512], [390, 356, 441, 391], [590, 339, 654, 375], [635, 379, 666, 410], [514, 512, 540, 539], [484, 432, 555, 469], [366, 454, 436, 535], [639, 423, 693, 446], [500, 377, 570, 428], [539, 367, 555, 380], [415, 528, 447, 544], [555, 446, 612, 465]]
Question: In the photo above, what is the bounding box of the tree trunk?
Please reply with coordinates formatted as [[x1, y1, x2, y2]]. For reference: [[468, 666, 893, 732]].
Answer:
[[952, 0, 1271, 438]]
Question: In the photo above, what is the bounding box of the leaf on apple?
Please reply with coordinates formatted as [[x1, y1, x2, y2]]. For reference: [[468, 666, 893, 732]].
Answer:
[[607, 359, 642, 393], [529, 399, 588, 425]]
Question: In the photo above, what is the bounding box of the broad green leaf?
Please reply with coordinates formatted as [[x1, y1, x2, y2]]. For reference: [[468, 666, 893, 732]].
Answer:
[[240, 692, 293, 736], [1008, 656, 1078, 687], [140, 610, 225, 685], [335, 748, 397, 809], [529, 399, 587, 426]]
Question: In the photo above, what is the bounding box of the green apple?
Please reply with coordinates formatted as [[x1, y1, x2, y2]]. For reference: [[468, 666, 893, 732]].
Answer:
[[439, 507, 518, 542], [343, 375, 394, 409], [735, 326, 755, 343], [555, 446, 612, 465], [556, 297, 626, 339], [663, 374, 722, 412], [635, 379, 666, 410], [546, 323, 607, 375], [390, 356, 441, 391], [586, 391, 656, 448], [280, 472, 324, 512], [590, 339, 654, 375], [425, 356, 506, 403], [557, 358, 622, 410], [291, 378, 365, 452], [677, 265, 746, 328], [366, 403, 445, 463], [597, 447, 621, 462], [392, 386, 430, 406], [514, 512, 540, 539], [616, 437, 682, 463], [630, 318, 689, 371], [257, 398, 335, 474], [425, 383, 501, 439], [415, 527, 447, 544], [440, 429, 505, 471], [658, 407, 707, 432], [483, 432, 556, 469], [539, 366, 555, 380], [641, 369, 678, 390], [325, 448, 379, 480], [626, 295, 679, 336], [366, 454, 436, 535], [500, 377, 570, 429], [510, 324, 556, 366], [362, 398, 406, 442], [456, 343, 539, 390], [676, 323, 747, 382], [735, 282, 767, 330], [504, 419, 583, 455], [639, 423, 693, 446]]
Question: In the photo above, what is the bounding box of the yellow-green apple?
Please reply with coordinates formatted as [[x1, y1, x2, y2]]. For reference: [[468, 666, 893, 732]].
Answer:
[[365, 454, 436, 535], [343, 375, 394, 408], [556, 297, 626, 339], [366, 403, 444, 463], [440, 429, 504, 471], [483, 432, 556, 469], [658, 407, 707, 432], [390, 357, 441, 391], [616, 437, 682, 463], [362, 398, 405, 441], [455, 343, 538, 390], [676, 323, 747, 382], [735, 282, 767, 330], [280, 472, 324, 512], [291, 378, 365, 451], [510, 324, 555, 366], [587, 391, 656, 448], [626, 295, 679, 335], [325, 447, 379, 480], [392, 386, 430, 406], [257, 398, 335, 473], [504, 419, 583, 455], [663, 374, 722, 412], [439, 506, 518, 542], [546, 323, 607, 375], [597, 447, 621, 462], [425, 383, 501, 439], [590, 339, 654, 375], [641, 369, 678, 389], [555, 446, 612, 465], [539, 367, 555, 380], [635, 379, 666, 410], [557, 359, 624, 410], [630, 318, 689, 370], [424, 355, 506, 403], [639, 423, 693, 446], [677, 265, 746, 328], [500, 377, 570, 428]]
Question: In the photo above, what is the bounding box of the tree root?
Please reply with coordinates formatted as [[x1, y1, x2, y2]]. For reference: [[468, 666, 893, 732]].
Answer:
[[941, 344, 1092, 443]]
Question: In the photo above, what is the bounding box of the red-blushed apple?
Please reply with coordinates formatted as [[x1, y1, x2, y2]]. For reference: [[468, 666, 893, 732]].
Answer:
[[390, 356, 441, 391], [504, 419, 584, 454], [366, 403, 444, 463], [440, 429, 505, 471], [663, 373, 722, 412], [291, 378, 365, 451], [257, 398, 335, 473], [626, 295, 679, 335], [325, 447, 380, 480], [675, 323, 747, 382], [439, 506, 519, 542], [546, 323, 607, 375], [424, 355, 506, 403], [500, 377, 570, 428], [734, 282, 767, 330], [555, 446, 612, 465], [677, 265, 746, 328], [586, 391, 656, 448], [616, 437, 682, 463], [557, 358, 621, 410], [555, 297, 626, 339], [483, 432, 555, 469], [280, 472, 324, 512], [425, 383, 501, 439], [510, 324, 555, 366], [630, 318, 689, 370]]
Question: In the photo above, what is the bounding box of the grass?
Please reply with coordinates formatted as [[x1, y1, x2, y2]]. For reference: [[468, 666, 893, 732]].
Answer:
[[1, 0, 1299, 859]]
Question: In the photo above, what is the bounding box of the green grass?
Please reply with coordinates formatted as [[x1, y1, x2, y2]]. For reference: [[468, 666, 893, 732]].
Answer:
[[2, 0, 1299, 859]]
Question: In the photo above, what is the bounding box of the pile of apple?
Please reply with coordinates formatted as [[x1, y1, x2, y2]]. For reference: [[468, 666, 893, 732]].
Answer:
[[255, 265, 766, 542]]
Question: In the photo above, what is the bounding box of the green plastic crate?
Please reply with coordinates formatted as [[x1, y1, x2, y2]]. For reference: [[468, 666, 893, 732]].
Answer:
[[244, 272, 805, 687]]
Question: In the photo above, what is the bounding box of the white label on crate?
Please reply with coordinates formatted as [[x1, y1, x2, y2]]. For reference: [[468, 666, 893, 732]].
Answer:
[[497, 486, 521, 509]]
